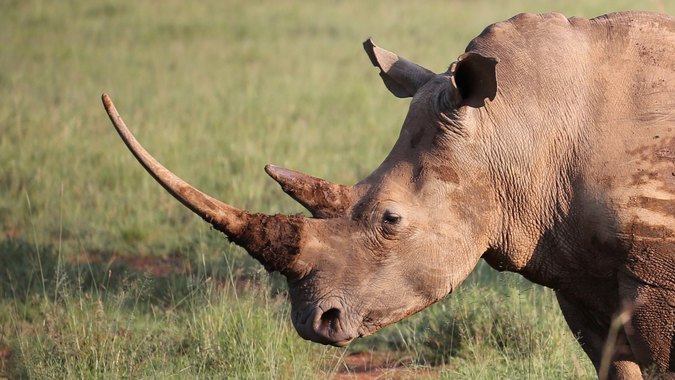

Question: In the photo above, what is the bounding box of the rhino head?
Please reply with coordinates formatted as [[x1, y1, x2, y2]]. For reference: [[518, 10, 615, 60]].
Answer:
[[103, 39, 499, 347]]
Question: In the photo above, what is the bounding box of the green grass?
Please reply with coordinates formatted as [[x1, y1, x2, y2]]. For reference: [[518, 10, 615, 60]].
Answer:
[[1, 0, 672, 378]]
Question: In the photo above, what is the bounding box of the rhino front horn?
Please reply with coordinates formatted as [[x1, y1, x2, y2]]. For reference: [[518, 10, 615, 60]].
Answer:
[[102, 93, 305, 274], [265, 164, 352, 218]]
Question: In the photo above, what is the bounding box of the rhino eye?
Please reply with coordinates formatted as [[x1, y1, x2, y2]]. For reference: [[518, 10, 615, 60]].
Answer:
[[382, 210, 402, 225]]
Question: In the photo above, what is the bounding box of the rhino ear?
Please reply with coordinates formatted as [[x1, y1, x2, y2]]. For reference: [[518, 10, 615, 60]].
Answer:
[[451, 52, 499, 108], [363, 38, 435, 98]]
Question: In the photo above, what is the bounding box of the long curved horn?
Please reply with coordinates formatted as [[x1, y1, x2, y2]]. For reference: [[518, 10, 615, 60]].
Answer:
[[265, 165, 352, 218], [102, 94, 303, 273]]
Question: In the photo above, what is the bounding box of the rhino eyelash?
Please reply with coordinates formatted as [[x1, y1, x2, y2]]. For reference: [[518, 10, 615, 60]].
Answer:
[[382, 211, 402, 225]]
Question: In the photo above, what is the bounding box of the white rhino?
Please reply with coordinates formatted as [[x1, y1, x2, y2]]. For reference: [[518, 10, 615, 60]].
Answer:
[[104, 11, 674, 378]]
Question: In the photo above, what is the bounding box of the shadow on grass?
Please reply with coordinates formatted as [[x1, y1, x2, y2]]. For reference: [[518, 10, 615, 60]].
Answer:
[[0, 237, 287, 308]]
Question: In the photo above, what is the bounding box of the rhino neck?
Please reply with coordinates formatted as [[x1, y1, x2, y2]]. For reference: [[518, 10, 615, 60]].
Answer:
[[481, 162, 674, 317]]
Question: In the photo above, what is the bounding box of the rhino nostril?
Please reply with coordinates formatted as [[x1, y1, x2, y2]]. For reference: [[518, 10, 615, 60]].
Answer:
[[320, 308, 341, 323], [319, 308, 342, 334]]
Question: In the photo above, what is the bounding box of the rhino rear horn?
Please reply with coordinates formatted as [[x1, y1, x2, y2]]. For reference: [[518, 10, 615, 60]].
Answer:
[[363, 38, 435, 98], [265, 164, 352, 218], [102, 94, 306, 274]]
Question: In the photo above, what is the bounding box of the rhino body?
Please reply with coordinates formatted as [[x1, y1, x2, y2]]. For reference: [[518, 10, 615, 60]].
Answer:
[[454, 12, 675, 377], [104, 11, 674, 378]]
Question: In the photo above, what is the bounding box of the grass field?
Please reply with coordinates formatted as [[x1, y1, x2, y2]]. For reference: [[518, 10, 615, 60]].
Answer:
[[1, 0, 672, 378]]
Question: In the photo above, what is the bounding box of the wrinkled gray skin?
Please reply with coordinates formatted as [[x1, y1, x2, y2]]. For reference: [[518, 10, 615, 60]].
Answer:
[[104, 12, 674, 379]]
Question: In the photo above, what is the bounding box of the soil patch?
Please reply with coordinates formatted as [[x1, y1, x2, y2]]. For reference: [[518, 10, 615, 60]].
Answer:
[[329, 352, 440, 379], [72, 251, 191, 277], [0, 346, 11, 377]]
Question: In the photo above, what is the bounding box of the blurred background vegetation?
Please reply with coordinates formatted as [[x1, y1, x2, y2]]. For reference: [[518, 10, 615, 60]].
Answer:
[[1, 0, 671, 378]]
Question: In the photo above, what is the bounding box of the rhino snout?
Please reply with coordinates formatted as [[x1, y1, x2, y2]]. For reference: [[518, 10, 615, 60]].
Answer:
[[292, 301, 358, 347]]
